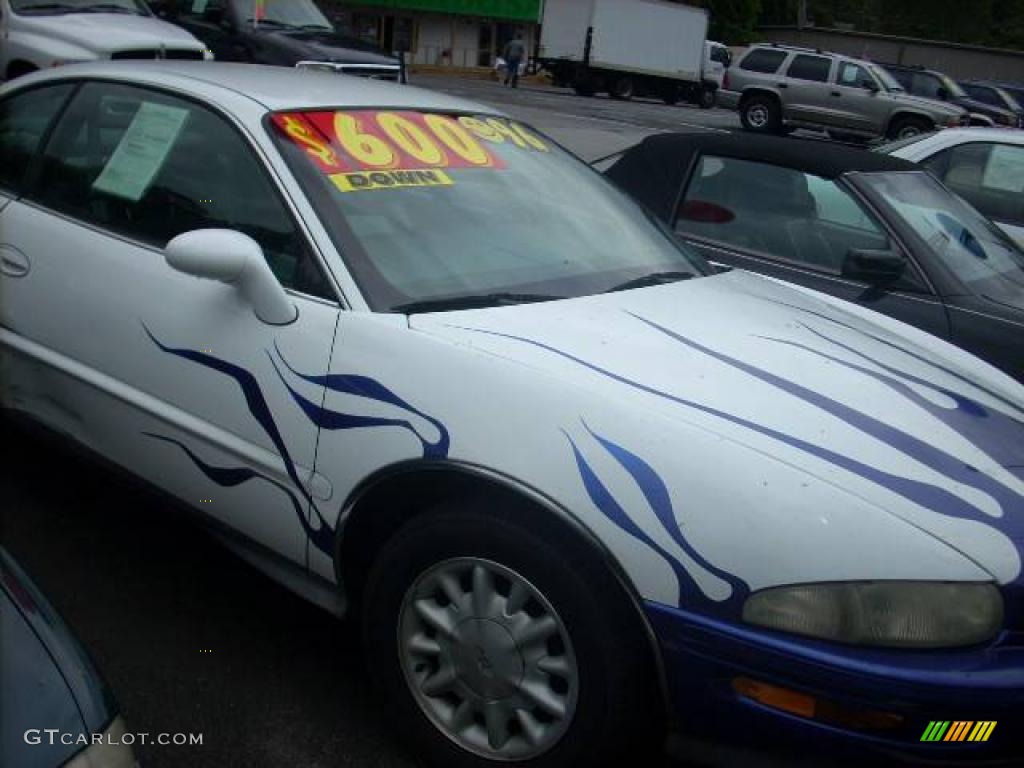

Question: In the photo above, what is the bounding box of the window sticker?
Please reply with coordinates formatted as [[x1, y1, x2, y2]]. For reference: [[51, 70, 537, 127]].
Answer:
[[273, 110, 550, 191], [92, 102, 189, 202], [982, 145, 1024, 193]]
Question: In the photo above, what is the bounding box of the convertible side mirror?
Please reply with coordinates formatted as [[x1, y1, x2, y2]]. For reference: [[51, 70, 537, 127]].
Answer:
[[841, 248, 906, 283], [165, 229, 297, 325]]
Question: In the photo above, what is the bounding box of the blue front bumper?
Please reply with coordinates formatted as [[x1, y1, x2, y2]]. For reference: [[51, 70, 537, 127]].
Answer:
[[648, 601, 1024, 764]]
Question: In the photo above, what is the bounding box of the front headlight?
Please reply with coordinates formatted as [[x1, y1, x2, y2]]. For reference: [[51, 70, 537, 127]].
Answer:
[[742, 582, 1003, 648]]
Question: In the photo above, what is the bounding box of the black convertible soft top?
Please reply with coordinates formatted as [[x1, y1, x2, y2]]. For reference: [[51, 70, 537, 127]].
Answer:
[[604, 132, 921, 222]]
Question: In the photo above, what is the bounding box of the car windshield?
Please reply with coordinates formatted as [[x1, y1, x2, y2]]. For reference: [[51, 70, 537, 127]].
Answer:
[[869, 64, 904, 92], [858, 171, 1024, 309], [271, 110, 705, 312], [247, 0, 332, 29], [11, 0, 146, 13]]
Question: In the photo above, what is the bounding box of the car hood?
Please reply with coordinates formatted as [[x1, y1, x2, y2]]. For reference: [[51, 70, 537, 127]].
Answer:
[[15, 13, 206, 54], [257, 29, 399, 66], [411, 270, 1024, 583], [891, 91, 966, 116], [955, 96, 1017, 120]]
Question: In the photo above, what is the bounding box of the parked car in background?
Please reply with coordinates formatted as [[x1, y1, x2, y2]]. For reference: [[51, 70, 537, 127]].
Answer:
[[3, 62, 1023, 768], [879, 128, 1024, 248], [720, 44, 967, 139], [958, 80, 1024, 125], [149, 0, 404, 81], [1, 547, 136, 768], [993, 81, 1024, 108], [606, 132, 1024, 381], [0, 0, 210, 82], [880, 64, 1021, 128], [700, 40, 731, 108]]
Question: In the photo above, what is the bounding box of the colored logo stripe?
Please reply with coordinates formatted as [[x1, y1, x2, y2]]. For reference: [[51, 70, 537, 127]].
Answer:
[[921, 721, 997, 742]]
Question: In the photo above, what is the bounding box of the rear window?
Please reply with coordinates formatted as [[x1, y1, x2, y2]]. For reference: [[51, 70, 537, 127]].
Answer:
[[739, 49, 788, 74], [270, 110, 703, 311]]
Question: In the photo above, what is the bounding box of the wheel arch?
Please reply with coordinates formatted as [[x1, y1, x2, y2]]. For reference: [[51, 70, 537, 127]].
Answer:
[[738, 87, 781, 110], [335, 458, 672, 717], [885, 110, 936, 134]]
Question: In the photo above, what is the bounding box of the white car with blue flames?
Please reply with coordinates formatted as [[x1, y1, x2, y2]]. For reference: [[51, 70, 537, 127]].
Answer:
[[0, 62, 1022, 766]]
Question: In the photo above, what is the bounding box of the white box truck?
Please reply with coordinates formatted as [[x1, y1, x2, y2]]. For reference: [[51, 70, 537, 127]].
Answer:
[[538, 0, 711, 106]]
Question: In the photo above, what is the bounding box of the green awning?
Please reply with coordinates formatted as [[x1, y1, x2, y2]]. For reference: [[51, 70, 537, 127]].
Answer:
[[341, 0, 542, 23]]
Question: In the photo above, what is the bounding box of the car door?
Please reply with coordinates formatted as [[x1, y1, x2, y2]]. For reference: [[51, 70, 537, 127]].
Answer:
[[779, 53, 834, 125], [673, 154, 951, 338], [918, 141, 1024, 248], [0, 80, 339, 566], [830, 61, 887, 134], [165, 0, 241, 61]]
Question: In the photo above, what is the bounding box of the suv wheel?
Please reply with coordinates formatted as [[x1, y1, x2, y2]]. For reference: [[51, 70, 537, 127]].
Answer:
[[740, 95, 781, 133], [362, 506, 660, 768], [888, 116, 931, 140]]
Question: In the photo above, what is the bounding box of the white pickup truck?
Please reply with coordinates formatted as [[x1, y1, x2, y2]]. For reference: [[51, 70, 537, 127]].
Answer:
[[1, 0, 210, 82]]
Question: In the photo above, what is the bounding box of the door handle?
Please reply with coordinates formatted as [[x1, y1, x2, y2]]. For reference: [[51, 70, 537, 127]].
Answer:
[[831, 91, 841, 97], [0, 246, 30, 278], [777, 83, 788, 89]]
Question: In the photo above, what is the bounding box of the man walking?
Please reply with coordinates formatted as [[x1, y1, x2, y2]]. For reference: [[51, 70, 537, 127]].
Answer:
[[502, 35, 526, 88]]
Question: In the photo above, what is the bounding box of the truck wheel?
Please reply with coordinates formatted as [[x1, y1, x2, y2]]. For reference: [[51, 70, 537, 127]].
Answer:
[[698, 87, 716, 110], [362, 506, 660, 768], [740, 95, 781, 133], [888, 116, 931, 140], [610, 75, 635, 101]]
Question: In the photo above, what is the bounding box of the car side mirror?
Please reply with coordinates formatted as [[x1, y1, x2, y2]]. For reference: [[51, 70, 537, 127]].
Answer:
[[841, 248, 906, 283], [165, 229, 297, 325], [863, 81, 880, 94]]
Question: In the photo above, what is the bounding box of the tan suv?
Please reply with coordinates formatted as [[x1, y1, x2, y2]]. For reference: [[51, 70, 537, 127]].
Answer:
[[719, 44, 968, 140]]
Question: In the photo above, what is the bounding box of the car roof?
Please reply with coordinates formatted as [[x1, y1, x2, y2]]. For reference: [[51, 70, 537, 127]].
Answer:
[[2, 61, 499, 116], [605, 132, 919, 222], [905, 127, 1024, 145]]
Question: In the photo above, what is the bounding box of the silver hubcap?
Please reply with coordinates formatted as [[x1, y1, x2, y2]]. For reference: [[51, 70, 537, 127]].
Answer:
[[898, 124, 922, 139], [747, 105, 769, 127], [398, 558, 578, 760]]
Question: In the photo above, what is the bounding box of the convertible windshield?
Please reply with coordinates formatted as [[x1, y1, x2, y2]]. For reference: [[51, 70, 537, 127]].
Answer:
[[248, 0, 332, 29], [11, 0, 146, 13], [858, 171, 1024, 307], [271, 110, 705, 312]]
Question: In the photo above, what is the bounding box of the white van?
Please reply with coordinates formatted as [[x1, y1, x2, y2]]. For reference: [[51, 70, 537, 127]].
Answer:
[[1, 0, 210, 82]]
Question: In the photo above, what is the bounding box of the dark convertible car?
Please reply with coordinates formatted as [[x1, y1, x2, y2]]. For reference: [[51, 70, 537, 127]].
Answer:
[[151, 0, 404, 80], [605, 133, 1024, 382]]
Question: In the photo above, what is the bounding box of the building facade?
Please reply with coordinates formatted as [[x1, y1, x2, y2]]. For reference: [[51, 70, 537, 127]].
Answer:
[[326, 0, 544, 68]]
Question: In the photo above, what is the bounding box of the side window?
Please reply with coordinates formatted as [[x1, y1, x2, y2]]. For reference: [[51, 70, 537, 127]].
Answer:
[[0, 85, 74, 195], [31, 82, 332, 298], [962, 84, 997, 106], [926, 143, 1024, 226], [676, 155, 892, 275], [739, 49, 788, 75], [837, 63, 875, 89], [786, 55, 831, 83], [911, 73, 944, 100]]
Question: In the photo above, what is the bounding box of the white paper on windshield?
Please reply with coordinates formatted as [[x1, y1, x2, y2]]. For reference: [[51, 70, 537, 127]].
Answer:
[[982, 144, 1024, 193], [92, 102, 189, 202], [191, 0, 210, 12]]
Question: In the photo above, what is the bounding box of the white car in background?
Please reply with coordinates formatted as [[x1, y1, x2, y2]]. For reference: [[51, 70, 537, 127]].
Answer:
[[1, 63, 1022, 767], [880, 127, 1024, 247], [0, 0, 210, 82]]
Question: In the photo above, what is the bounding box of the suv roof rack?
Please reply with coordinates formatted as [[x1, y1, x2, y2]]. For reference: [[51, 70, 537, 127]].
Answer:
[[765, 41, 826, 55]]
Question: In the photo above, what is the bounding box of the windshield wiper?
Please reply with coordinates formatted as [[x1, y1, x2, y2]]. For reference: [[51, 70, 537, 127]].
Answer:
[[15, 2, 79, 12], [604, 271, 695, 293], [81, 3, 143, 13], [297, 24, 333, 31], [391, 292, 565, 314]]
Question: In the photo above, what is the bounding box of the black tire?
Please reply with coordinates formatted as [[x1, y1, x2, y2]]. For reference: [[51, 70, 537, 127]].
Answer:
[[572, 81, 595, 97], [739, 94, 781, 133], [887, 115, 931, 140], [610, 75, 635, 100], [362, 505, 660, 768], [698, 87, 716, 110]]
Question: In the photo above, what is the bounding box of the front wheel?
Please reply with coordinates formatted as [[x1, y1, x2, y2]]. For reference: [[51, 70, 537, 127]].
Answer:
[[362, 506, 660, 768], [888, 116, 931, 140]]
